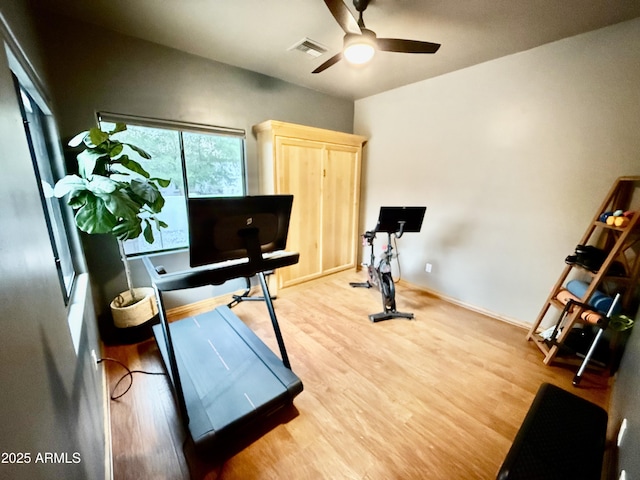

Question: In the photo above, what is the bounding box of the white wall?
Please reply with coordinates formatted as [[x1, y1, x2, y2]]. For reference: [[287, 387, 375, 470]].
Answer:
[[354, 18, 640, 325]]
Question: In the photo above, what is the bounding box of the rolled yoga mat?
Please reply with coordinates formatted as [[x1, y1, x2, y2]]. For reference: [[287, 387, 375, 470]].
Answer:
[[566, 280, 615, 313], [555, 289, 606, 326]]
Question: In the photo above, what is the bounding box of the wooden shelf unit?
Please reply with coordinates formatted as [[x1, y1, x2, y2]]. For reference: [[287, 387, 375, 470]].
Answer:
[[527, 176, 640, 365]]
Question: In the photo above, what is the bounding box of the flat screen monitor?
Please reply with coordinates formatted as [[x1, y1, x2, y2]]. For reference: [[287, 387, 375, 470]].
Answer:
[[188, 195, 293, 267], [375, 206, 426, 234]]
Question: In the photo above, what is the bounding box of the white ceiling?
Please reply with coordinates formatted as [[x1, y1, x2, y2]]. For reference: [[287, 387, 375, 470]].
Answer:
[[40, 0, 640, 100]]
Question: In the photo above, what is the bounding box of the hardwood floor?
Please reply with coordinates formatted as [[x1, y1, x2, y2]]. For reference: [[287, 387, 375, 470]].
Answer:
[[103, 270, 611, 479]]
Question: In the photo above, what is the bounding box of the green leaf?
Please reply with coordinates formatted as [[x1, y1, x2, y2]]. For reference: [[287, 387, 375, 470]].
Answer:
[[112, 218, 142, 241], [88, 127, 109, 147], [150, 194, 165, 213], [68, 130, 89, 147], [67, 190, 91, 209], [74, 195, 117, 234], [53, 174, 86, 198], [152, 177, 171, 188], [109, 123, 127, 135], [108, 143, 124, 158], [107, 173, 132, 183], [85, 175, 118, 194], [77, 149, 104, 177], [99, 189, 142, 222], [118, 155, 151, 178], [61, 123, 170, 241], [129, 179, 163, 209], [125, 143, 152, 159], [142, 219, 154, 243]]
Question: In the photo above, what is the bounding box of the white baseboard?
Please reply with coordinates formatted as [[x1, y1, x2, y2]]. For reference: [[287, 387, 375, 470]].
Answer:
[[101, 344, 114, 480], [398, 279, 531, 330]]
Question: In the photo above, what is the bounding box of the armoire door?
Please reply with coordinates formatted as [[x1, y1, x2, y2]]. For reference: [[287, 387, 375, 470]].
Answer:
[[321, 144, 361, 273], [275, 137, 323, 287], [254, 119, 366, 289]]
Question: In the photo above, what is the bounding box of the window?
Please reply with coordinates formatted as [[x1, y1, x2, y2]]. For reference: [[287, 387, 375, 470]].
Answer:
[[13, 75, 77, 303], [97, 113, 247, 256]]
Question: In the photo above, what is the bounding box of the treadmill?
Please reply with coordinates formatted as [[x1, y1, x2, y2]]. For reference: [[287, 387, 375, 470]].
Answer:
[[142, 195, 303, 453]]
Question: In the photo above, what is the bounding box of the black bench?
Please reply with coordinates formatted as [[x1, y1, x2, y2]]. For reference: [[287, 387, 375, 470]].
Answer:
[[497, 383, 607, 480]]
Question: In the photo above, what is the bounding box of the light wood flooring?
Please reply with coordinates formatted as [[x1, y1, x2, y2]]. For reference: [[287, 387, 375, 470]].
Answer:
[[103, 270, 611, 480]]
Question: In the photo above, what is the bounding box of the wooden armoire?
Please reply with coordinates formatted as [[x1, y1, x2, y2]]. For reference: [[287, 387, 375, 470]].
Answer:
[[253, 120, 367, 289]]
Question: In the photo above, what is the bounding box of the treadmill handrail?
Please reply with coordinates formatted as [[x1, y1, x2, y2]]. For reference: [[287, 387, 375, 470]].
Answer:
[[143, 250, 299, 292]]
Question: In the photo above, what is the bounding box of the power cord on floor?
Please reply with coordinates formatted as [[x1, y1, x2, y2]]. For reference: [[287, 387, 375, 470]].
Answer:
[[98, 357, 166, 400]]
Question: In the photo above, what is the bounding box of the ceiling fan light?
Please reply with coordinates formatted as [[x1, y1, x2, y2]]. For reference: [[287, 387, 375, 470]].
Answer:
[[344, 42, 375, 64], [343, 31, 376, 65]]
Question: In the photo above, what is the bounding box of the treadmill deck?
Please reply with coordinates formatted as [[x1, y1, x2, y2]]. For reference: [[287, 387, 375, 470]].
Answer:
[[153, 305, 303, 449]]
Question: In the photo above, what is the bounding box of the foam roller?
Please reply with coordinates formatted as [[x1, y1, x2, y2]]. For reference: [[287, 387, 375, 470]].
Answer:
[[555, 289, 606, 326], [566, 280, 614, 313]]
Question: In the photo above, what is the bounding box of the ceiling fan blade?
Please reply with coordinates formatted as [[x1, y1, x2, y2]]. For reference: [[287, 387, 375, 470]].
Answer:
[[323, 0, 361, 34], [377, 38, 441, 54], [312, 52, 343, 74]]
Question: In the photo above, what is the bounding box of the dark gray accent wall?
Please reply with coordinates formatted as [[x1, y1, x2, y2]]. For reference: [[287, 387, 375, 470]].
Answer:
[[29, 10, 355, 320], [0, 2, 107, 479]]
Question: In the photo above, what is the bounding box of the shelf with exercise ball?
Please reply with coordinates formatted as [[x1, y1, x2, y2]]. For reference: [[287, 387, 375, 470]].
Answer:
[[527, 176, 640, 368]]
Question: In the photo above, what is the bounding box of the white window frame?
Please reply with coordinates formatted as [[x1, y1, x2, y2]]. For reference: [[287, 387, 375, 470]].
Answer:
[[6, 42, 77, 304]]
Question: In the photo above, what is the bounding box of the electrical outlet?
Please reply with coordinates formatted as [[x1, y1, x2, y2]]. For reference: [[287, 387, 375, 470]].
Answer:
[[91, 349, 99, 371], [425, 262, 432, 273]]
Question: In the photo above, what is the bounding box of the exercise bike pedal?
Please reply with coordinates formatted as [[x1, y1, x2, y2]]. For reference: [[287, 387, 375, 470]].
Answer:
[[369, 311, 414, 323], [349, 281, 372, 288]]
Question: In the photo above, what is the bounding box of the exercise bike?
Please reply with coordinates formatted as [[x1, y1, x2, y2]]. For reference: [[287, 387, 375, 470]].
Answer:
[[350, 206, 426, 322]]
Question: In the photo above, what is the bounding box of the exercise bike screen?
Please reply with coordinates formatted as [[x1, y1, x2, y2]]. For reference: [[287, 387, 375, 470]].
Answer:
[[375, 206, 426, 233]]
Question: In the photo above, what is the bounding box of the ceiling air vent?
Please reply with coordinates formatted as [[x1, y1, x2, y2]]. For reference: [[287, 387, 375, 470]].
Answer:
[[288, 38, 328, 58]]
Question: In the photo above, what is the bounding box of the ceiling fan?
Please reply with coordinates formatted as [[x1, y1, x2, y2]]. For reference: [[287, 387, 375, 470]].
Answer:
[[313, 0, 441, 74]]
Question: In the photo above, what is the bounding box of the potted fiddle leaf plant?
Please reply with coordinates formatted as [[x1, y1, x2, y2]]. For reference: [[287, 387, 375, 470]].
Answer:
[[54, 122, 171, 330]]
